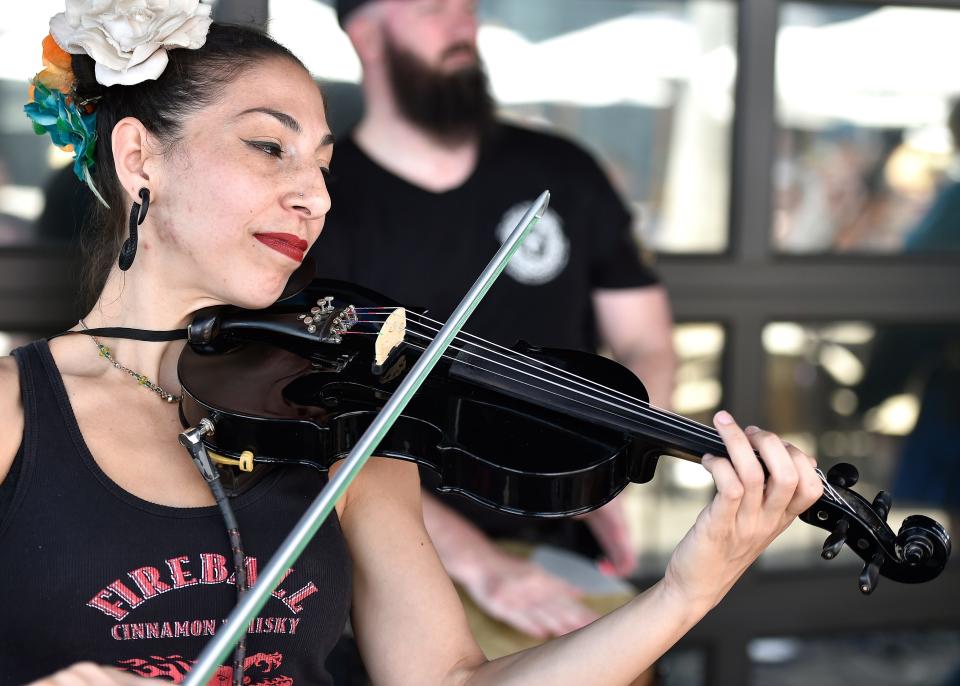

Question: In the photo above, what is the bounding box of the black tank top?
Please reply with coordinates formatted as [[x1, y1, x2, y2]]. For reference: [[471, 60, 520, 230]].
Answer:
[[0, 341, 352, 685]]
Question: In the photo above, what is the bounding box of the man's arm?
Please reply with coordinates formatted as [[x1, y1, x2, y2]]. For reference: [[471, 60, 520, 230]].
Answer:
[[582, 284, 676, 573], [592, 284, 677, 409]]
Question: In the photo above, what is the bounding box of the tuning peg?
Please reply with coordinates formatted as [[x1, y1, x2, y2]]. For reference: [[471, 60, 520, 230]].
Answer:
[[896, 515, 943, 565], [827, 463, 859, 488], [872, 491, 892, 521], [858, 552, 884, 594], [821, 518, 850, 560], [903, 537, 934, 565]]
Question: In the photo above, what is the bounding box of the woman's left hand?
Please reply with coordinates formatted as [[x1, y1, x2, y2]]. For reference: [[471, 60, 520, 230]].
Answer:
[[663, 411, 823, 611]]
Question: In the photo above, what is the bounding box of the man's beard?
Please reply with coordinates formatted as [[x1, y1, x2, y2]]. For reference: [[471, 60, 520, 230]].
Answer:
[[384, 34, 495, 146]]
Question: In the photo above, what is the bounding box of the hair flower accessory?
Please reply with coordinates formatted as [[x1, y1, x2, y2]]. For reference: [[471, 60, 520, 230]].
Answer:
[[25, 77, 104, 206], [35, 33, 76, 94], [50, 0, 213, 87], [25, 32, 106, 205]]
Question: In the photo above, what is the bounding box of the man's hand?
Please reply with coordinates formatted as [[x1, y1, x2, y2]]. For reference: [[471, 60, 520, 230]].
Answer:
[[575, 496, 637, 577], [421, 491, 605, 639], [460, 548, 601, 640]]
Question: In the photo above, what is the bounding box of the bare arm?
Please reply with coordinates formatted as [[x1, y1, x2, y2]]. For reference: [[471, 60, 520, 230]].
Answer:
[[343, 416, 823, 686], [464, 417, 822, 685], [0, 356, 23, 485], [340, 458, 486, 685], [592, 285, 677, 409]]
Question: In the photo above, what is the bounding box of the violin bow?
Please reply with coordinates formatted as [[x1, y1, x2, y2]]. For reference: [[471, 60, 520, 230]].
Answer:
[[182, 190, 551, 685]]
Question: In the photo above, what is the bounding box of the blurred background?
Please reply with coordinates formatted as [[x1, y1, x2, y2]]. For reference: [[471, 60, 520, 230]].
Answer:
[[2, 1, 958, 684]]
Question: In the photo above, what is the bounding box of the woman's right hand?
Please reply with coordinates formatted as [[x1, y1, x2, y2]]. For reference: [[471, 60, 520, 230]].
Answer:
[[26, 663, 151, 685]]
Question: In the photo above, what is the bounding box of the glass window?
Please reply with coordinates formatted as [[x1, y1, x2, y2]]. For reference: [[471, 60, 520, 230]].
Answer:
[[0, 0, 70, 247], [271, 0, 737, 254], [750, 629, 960, 686], [0, 331, 37, 356], [761, 320, 959, 570], [659, 648, 706, 686], [623, 322, 725, 571], [774, 3, 960, 254]]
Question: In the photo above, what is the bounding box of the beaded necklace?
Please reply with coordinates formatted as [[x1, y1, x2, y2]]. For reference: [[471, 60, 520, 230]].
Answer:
[[79, 319, 181, 403]]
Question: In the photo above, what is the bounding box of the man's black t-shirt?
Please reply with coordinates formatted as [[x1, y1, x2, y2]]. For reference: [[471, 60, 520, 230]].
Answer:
[[310, 122, 659, 545], [311, 123, 658, 353]]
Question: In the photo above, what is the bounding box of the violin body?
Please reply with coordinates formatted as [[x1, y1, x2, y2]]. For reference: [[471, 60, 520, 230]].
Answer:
[[180, 279, 660, 517], [179, 278, 950, 591]]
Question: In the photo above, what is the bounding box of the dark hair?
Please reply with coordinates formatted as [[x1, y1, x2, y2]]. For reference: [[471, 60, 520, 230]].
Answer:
[[71, 22, 309, 304]]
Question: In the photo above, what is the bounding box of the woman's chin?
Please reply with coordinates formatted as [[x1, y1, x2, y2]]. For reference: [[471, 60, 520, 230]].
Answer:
[[230, 281, 288, 310]]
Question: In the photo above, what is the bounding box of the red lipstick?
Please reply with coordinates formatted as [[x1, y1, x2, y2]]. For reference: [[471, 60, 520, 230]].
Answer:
[[255, 232, 308, 262]]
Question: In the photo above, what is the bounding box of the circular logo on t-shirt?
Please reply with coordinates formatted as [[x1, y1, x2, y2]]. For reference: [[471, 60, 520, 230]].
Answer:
[[495, 203, 570, 285]]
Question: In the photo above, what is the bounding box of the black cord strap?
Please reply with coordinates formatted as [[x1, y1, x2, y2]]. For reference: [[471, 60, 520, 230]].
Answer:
[[180, 422, 248, 686], [49, 327, 187, 342]]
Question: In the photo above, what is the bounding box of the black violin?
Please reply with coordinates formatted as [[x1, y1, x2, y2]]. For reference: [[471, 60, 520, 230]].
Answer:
[[178, 279, 951, 594]]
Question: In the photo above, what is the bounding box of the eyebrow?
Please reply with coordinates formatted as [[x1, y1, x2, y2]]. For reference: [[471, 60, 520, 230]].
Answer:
[[237, 107, 335, 147]]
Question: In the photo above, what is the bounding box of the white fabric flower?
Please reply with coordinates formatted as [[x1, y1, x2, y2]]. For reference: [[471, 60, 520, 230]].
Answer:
[[49, 0, 213, 87]]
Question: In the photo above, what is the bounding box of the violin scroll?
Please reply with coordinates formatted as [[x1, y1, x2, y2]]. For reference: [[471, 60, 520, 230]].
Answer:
[[800, 462, 951, 594]]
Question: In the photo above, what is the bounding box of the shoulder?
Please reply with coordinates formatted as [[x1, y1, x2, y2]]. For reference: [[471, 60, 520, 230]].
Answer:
[[492, 120, 603, 168], [489, 121, 619, 198], [337, 457, 421, 518], [0, 355, 23, 483], [332, 457, 423, 544]]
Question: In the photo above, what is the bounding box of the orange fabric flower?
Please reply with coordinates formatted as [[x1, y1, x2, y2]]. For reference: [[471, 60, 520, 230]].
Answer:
[[36, 34, 75, 94], [42, 34, 72, 71]]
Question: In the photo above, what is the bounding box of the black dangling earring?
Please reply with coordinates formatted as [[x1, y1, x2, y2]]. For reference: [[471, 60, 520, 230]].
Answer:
[[118, 187, 150, 271]]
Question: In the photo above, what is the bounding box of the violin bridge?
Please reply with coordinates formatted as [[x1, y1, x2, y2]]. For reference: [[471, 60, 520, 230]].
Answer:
[[374, 307, 406, 369]]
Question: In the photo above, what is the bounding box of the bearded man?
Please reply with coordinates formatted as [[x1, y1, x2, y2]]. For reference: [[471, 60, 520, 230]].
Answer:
[[310, 0, 676, 665]]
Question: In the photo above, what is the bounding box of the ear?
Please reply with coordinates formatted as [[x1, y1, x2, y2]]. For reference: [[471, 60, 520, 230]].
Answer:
[[111, 117, 155, 205], [345, 11, 385, 65]]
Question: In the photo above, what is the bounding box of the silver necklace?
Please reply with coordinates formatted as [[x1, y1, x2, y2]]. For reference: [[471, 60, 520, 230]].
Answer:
[[79, 319, 181, 403]]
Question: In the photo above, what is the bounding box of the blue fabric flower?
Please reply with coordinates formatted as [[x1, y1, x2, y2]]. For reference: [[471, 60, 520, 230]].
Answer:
[[24, 80, 97, 183]]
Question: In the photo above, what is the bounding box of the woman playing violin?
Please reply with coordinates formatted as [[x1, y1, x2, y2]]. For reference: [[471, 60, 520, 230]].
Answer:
[[0, 3, 824, 684]]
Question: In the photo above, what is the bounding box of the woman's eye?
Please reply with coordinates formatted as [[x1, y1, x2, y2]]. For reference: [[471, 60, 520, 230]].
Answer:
[[246, 140, 283, 158]]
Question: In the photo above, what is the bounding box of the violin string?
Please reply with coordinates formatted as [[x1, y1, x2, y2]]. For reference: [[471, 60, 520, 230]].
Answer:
[[392, 325, 726, 453], [367, 309, 736, 454], [392, 337, 848, 513], [395, 336, 719, 448], [381, 315, 850, 509], [355, 310, 719, 443], [358, 308, 689, 421], [394, 331, 846, 505], [355, 309, 723, 448], [351, 311, 848, 513]]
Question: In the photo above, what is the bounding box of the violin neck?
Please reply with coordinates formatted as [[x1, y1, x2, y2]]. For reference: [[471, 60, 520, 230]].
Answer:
[[620, 409, 728, 462], [447, 348, 727, 462]]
